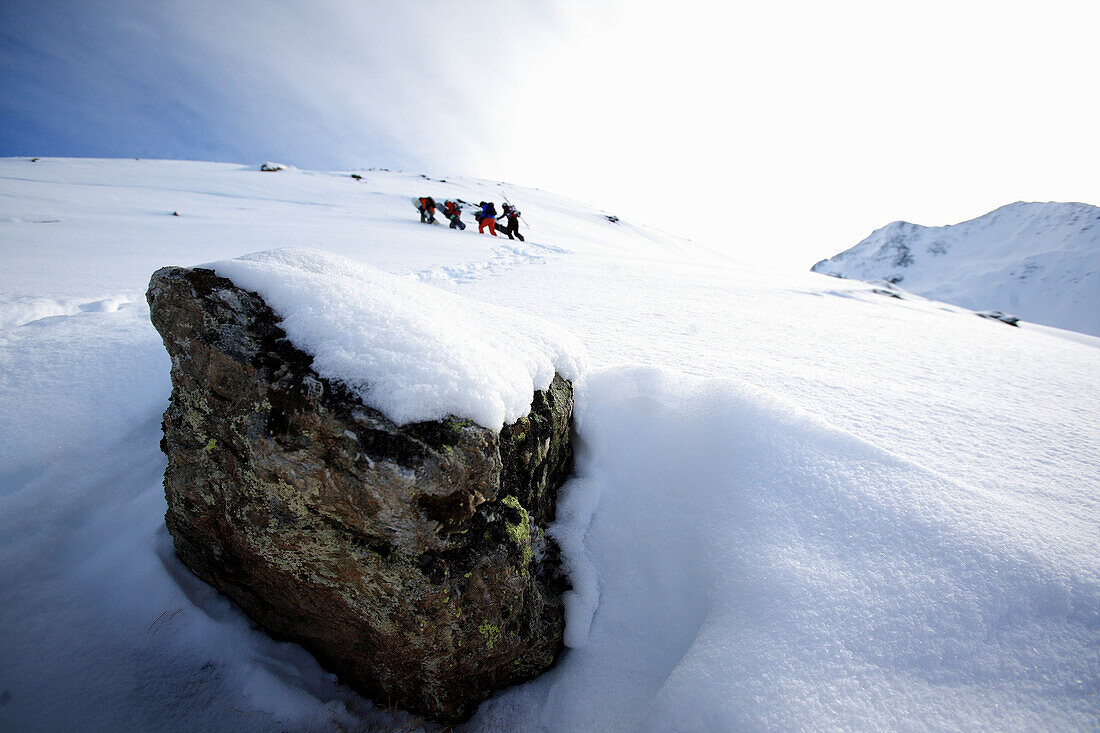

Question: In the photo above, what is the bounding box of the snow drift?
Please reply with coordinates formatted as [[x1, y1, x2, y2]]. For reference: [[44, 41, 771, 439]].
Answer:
[[478, 367, 1099, 730]]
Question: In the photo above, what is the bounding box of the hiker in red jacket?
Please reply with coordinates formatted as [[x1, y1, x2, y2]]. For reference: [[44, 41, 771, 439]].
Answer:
[[500, 203, 524, 241], [443, 200, 465, 230], [417, 196, 437, 224]]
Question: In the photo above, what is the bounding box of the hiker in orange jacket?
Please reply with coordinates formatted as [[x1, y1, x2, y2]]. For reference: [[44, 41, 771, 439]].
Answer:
[[417, 196, 437, 224]]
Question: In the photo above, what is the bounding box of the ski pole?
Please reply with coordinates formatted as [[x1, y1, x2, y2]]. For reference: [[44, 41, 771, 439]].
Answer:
[[501, 191, 533, 230]]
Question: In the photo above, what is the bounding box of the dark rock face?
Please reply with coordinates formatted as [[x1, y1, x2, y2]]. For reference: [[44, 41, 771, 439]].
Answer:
[[146, 266, 572, 723]]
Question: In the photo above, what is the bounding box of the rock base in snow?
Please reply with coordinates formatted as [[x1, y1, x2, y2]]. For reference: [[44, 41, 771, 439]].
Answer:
[[146, 266, 572, 723]]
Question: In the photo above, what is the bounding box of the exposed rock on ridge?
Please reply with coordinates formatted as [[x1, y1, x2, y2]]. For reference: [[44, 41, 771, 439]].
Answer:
[[146, 265, 573, 723]]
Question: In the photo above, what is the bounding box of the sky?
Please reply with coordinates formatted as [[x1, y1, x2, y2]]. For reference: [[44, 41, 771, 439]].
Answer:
[[2, 0, 1098, 270]]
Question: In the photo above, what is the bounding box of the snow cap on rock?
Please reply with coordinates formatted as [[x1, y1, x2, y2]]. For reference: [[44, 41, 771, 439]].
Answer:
[[209, 247, 584, 430]]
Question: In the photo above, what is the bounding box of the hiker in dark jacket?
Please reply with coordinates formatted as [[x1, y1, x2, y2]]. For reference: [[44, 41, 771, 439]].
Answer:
[[478, 201, 497, 236], [443, 200, 465, 230], [499, 203, 524, 241]]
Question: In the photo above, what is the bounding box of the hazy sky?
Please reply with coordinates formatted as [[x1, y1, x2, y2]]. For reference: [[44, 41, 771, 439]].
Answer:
[[2, 0, 1097, 269]]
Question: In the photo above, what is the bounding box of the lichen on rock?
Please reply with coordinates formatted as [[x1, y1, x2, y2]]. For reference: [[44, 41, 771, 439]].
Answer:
[[146, 265, 573, 724], [501, 494, 534, 566]]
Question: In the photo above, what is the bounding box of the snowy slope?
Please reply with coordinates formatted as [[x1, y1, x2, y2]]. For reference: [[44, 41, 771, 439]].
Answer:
[[1, 158, 1098, 731], [811, 201, 1100, 337]]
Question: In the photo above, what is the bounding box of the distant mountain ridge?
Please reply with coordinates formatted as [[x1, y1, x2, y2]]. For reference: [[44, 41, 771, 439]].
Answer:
[[811, 201, 1100, 337]]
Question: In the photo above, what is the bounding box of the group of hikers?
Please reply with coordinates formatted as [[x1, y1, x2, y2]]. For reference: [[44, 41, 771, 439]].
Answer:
[[415, 197, 524, 241]]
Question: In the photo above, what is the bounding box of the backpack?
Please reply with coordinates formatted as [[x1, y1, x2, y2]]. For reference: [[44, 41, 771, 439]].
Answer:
[[485, 202, 497, 217]]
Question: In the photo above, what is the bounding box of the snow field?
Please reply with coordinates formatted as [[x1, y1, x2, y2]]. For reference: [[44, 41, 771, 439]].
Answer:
[[1, 158, 1097, 731], [0, 157, 697, 320]]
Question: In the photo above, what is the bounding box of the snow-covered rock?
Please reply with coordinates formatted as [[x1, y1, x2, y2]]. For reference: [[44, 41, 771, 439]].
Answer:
[[207, 248, 583, 431], [811, 201, 1100, 336], [146, 262, 574, 724]]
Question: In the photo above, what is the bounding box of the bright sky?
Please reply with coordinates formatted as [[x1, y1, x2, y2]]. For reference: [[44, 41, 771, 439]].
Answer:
[[2, 0, 1097, 270]]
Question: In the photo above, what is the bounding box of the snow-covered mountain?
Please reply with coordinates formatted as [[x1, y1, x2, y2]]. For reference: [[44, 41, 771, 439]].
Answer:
[[1, 159, 1098, 731], [811, 201, 1100, 337]]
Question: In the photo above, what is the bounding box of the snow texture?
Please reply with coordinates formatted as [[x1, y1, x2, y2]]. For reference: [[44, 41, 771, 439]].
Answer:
[[1, 158, 1098, 732], [811, 201, 1100, 337]]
